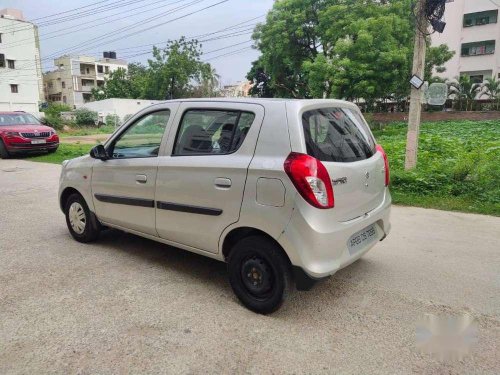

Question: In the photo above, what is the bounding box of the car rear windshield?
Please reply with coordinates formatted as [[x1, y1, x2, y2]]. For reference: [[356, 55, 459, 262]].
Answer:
[[0, 113, 41, 126], [301, 107, 375, 162]]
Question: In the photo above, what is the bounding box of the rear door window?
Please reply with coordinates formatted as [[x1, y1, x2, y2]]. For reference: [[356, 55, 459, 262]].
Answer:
[[302, 107, 375, 162], [173, 109, 255, 156]]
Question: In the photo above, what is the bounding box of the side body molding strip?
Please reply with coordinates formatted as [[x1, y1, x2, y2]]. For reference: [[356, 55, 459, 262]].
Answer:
[[94, 194, 223, 216], [94, 194, 155, 208], [156, 201, 223, 216]]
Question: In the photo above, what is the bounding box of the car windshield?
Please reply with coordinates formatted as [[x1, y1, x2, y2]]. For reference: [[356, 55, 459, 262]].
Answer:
[[0, 113, 41, 126]]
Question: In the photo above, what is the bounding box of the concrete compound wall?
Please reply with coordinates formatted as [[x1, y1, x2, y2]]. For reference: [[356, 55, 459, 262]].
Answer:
[[369, 111, 500, 124]]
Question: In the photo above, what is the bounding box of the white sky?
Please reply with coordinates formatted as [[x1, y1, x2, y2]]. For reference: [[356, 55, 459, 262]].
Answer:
[[2, 0, 274, 85]]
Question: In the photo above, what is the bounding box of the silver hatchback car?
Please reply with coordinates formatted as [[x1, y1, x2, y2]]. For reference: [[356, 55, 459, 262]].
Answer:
[[59, 98, 391, 313]]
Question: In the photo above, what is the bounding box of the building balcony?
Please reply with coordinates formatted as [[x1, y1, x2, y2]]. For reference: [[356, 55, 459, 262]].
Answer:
[[79, 85, 95, 92]]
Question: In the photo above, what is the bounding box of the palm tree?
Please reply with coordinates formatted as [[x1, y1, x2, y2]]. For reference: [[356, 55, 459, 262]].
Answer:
[[479, 77, 500, 110], [200, 65, 220, 97], [447, 75, 481, 111]]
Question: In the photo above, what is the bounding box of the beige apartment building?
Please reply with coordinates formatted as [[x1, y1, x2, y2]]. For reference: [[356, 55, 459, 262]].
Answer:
[[431, 0, 500, 84], [43, 52, 127, 109]]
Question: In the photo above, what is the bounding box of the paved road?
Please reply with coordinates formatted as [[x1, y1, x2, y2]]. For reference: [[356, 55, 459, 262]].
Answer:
[[1, 160, 499, 374]]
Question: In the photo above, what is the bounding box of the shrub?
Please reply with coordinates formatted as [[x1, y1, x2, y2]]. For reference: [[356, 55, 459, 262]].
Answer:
[[123, 114, 133, 123], [74, 108, 98, 126], [41, 103, 72, 130], [105, 114, 120, 127]]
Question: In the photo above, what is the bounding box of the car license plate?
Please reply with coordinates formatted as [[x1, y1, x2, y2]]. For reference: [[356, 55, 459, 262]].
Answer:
[[347, 224, 377, 255], [31, 139, 46, 144]]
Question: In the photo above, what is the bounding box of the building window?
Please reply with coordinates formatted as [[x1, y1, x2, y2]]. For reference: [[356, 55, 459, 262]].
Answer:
[[10, 84, 18, 93], [0, 54, 5, 68], [97, 65, 103, 73], [469, 75, 484, 84], [48, 82, 53, 89], [0, 33, 2, 43], [461, 40, 495, 56], [7, 60, 14, 69], [62, 81, 65, 88], [463, 10, 498, 27]]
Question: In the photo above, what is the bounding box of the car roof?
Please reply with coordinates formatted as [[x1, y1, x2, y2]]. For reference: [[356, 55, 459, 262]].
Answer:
[[155, 97, 356, 107], [0, 111, 27, 115]]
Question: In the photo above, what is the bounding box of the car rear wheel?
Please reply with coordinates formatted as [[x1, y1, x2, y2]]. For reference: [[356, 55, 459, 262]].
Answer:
[[228, 235, 291, 314], [0, 140, 10, 159], [48, 148, 58, 154], [64, 193, 100, 243]]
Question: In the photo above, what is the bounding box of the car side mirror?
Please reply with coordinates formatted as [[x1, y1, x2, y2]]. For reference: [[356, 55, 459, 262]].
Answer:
[[40, 117, 49, 125], [90, 144, 108, 160]]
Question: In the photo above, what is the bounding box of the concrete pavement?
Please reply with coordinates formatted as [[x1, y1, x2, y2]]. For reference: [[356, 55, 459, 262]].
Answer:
[[0, 159, 499, 374]]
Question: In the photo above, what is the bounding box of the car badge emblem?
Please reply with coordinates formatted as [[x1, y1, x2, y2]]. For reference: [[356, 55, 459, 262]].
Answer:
[[332, 177, 347, 186], [365, 171, 370, 179]]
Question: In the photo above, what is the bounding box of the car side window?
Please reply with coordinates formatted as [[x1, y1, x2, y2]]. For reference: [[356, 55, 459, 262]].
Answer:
[[111, 110, 170, 159], [173, 109, 255, 156]]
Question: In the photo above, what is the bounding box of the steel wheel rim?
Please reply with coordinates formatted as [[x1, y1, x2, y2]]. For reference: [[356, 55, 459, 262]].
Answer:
[[241, 256, 274, 298], [69, 202, 86, 234]]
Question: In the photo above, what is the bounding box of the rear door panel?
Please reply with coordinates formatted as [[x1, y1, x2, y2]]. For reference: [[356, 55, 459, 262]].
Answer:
[[155, 102, 265, 253]]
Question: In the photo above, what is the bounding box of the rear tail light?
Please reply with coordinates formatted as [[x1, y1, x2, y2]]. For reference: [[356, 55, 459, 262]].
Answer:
[[284, 152, 334, 209], [376, 144, 390, 186]]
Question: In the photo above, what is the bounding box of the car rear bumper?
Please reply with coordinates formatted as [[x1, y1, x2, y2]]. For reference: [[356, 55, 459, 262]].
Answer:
[[279, 189, 392, 280]]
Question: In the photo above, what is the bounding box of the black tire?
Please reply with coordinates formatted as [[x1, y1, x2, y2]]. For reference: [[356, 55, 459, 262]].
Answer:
[[48, 147, 58, 154], [228, 235, 291, 314], [0, 140, 10, 159], [64, 193, 100, 243]]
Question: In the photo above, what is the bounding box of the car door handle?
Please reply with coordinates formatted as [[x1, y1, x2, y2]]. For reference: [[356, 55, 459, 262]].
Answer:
[[214, 177, 231, 189], [136, 174, 147, 183]]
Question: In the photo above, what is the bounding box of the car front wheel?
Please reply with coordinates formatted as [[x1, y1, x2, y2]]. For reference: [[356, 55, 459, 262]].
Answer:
[[228, 235, 291, 314], [64, 193, 100, 243], [0, 140, 10, 159]]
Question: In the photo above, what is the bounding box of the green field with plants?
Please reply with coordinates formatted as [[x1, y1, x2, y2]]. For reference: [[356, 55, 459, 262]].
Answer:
[[372, 120, 499, 216], [26, 120, 499, 216]]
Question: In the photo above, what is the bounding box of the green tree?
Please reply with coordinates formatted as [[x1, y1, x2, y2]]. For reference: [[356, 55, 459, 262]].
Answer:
[[91, 66, 143, 100], [250, 0, 454, 104], [480, 76, 500, 110], [447, 75, 481, 111], [246, 59, 275, 97], [251, 0, 325, 98], [74, 108, 98, 126], [41, 103, 72, 130], [143, 37, 214, 99], [196, 64, 220, 97], [425, 43, 455, 81]]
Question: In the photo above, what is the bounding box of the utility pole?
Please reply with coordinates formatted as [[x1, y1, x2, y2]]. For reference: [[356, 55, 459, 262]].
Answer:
[[405, 0, 428, 170]]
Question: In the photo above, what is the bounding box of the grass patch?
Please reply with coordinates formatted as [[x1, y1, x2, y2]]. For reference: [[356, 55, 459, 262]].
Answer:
[[26, 143, 93, 164], [59, 125, 116, 137], [373, 120, 500, 216]]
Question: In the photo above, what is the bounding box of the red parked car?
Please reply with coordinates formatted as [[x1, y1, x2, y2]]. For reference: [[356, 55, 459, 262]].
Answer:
[[0, 111, 59, 159]]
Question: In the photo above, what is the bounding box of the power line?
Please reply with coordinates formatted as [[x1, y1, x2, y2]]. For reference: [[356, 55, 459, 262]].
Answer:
[[46, 0, 228, 59], [1, 0, 188, 49], [5, 0, 215, 73], [0, 0, 157, 33], [204, 46, 253, 61], [31, 0, 113, 21]]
